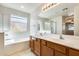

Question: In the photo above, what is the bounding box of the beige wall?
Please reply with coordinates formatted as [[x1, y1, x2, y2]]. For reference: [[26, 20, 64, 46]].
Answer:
[[74, 5, 79, 36]]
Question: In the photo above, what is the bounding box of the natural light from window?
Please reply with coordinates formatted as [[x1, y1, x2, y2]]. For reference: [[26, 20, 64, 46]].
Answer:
[[4, 15, 29, 46]]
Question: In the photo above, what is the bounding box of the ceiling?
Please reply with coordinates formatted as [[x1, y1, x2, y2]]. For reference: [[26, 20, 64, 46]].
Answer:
[[0, 3, 79, 19], [39, 3, 79, 19], [0, 3, 42, 13]]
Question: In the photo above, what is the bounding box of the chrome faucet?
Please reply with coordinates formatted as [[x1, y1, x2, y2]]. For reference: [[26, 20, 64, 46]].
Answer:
[[40, 33, 43, 36], [60, 34, 64, 39]]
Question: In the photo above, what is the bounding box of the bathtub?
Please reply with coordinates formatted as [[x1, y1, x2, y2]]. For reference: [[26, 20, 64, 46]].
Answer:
[[4, 37, 30, 46]]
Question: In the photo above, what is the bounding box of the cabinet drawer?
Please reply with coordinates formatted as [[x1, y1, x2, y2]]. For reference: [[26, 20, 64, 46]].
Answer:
[[41, 40, 47, 46], [69, 48, 79, 56], [54, 44, 67, 54], [47, 41, 55, 49], [47, 41, 66, 54], [55, 50, 66, 56], [35, 38, 40, 42], [41, 45, 54, 56]]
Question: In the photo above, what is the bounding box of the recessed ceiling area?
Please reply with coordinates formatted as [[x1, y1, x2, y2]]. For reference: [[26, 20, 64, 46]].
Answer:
[[0, 3, 42, 13]]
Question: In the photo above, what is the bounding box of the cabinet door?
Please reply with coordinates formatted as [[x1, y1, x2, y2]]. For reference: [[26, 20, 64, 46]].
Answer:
[[69, 48, 79, 56], [55, 50, 66, 56], [34, 39, 41, 56], [41, 40, 47, 46], [54, 44, 67, 54], [41, 45, 54, 56]]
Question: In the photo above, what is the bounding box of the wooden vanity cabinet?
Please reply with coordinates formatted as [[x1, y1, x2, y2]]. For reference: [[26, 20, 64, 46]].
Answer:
[[30, 36, 79, 56], [47, 41, 67, 56], [41, 40, 54, 56], [34, 38, 41, 56], [30, 37, 41, 56]]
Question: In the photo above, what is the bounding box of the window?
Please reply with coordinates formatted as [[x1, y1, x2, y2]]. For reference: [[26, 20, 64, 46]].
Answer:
[[5, 14, 29, 45], [10, 15, 27, 32]]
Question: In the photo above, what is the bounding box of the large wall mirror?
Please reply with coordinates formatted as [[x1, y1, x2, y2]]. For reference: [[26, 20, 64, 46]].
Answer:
[[38, 15, 75, 35], [43, 21, 51, 33], [38, 3, 79, 36]]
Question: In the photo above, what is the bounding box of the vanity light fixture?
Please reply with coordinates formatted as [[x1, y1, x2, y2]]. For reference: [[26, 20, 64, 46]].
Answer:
[[42, 3, 60, 12]]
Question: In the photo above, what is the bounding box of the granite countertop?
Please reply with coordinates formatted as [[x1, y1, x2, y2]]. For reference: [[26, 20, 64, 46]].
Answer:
[[31, 34, 79, 50]]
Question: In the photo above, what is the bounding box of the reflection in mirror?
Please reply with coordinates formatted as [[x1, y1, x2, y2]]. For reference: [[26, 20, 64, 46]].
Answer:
[[37, 19, 51, 34], [62, 15, 74, 35], [37, 23, 40, 31], [44, 22, 50, 30], [39, 3, 79, 36], [43, 21, 51, 33], [50, 21, 57, 34]]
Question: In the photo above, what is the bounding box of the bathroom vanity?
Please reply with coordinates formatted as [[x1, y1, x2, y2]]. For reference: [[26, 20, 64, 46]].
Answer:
[[30, 34, 79, 56]]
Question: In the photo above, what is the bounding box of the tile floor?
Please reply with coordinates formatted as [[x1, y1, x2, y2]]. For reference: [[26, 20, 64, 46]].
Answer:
[[11, 49, 36, 56]]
